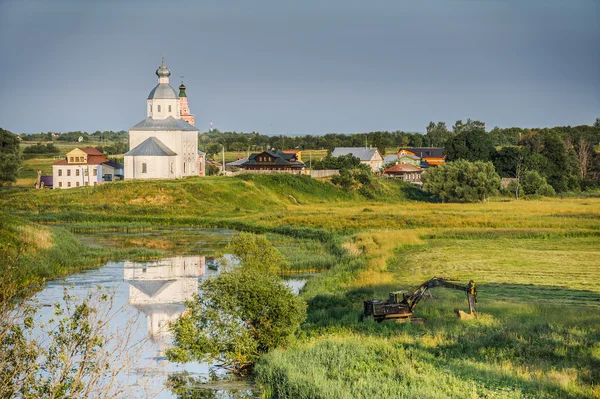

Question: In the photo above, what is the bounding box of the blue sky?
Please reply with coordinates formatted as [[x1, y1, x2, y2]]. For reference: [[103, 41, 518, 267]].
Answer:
[[0, 0, 598, 135]]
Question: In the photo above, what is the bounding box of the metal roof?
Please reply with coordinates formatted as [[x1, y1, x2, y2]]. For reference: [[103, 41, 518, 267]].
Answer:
[[129, 116, 198, 132], [227, 157, 249, 166], [331, 147, 382, 161], [384, 154, 400, 164], [383, 163, 423, 174], [407, 147, 445, 158], [147, 83, 178, 100], [124, 137, 177, 157], [242, 151, 305, 168]]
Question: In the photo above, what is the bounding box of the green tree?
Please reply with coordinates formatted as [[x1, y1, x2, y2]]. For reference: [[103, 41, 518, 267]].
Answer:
[[0, 128, 21, 186], [445, 128, 495, 162], [225, 232, 289, 274], [521, 170, 556, 196], [422, 160, 501, 202], [540, 133, 574, 193], [312, 154, 362, 170], [452, 118, 486, 134], [426, 121, 450, 147], [492, 147, 523, 178], [167, 269, 306, 374]]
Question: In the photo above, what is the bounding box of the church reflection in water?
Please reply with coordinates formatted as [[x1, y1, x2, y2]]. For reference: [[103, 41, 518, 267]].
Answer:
[[123, 256, 207, 341]]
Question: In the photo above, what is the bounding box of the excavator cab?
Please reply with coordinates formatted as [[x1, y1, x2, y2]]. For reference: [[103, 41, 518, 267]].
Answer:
[[388, 291, 408, 304]]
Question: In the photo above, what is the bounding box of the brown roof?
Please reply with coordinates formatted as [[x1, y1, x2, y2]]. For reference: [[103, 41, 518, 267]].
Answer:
[[383, 163, 423, 174], [53, 155, 109, 166], [79, 148, 104, 155]]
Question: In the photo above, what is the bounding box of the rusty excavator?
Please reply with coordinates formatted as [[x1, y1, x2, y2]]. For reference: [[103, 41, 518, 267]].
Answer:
[[360, 277, 477, 323]]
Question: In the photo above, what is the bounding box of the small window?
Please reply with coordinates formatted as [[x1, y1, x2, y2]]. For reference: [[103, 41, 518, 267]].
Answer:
[[67, 169, 71, 176], [59, 182, 63, 187], [58, 169, 62, 176], [168, 105, 172, 112], [150, 104, 152, 112], [76, 182, 79, 187], [76, 169, 80, 176], [183, 162, 186, 173], [142, 163, 147, 173], [93, 169, 97, 176], [157, 105, 161, 112], [67, 182, 71, 187], [170, 162, 174, 173], [85, 182, 89, 186], [69, 157, 74, 163]]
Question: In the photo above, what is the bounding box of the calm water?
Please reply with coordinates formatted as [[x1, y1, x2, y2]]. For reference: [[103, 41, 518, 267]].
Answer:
[[31, 231, 309, 398]]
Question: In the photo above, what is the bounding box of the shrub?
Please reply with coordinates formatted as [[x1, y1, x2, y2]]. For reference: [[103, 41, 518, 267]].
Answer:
[[167, 268, 306, 374], [422, 160, 501, 202], [521, 170, 555, 197]]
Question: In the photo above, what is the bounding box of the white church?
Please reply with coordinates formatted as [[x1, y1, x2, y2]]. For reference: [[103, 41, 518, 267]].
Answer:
[[124, 58, 205, 179]]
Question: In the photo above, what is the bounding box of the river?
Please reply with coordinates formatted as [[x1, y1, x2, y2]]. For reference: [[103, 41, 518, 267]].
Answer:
[[30, 229, 308, 398]]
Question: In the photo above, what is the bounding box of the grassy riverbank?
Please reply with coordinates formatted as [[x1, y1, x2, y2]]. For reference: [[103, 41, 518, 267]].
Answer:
[[0, 212, 161, 299], [1, 175, 599, 397]]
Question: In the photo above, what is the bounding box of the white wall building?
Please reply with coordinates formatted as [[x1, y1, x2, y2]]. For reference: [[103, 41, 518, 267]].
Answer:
[[331, 147, 384, 173], [125, 58, 204, 179], [52, 148, 123, 189]]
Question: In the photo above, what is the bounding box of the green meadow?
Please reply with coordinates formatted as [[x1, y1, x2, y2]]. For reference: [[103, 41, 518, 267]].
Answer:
[[1, 175, 599, 398]]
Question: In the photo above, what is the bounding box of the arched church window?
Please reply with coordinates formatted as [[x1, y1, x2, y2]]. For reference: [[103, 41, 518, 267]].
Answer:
[[150, 105, 152, 113], [157, 105, 161, 112], [142, 163, 147, 174], [168, 105, 172, 112], [183, 162, 187, 173]]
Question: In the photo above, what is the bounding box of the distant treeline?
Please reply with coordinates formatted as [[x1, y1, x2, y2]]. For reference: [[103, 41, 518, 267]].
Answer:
[[19, 130, 128, 143], [199, 119, 600, 157]]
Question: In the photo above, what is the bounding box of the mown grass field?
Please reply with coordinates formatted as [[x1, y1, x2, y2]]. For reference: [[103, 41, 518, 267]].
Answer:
[[1, 175, 599, 398]]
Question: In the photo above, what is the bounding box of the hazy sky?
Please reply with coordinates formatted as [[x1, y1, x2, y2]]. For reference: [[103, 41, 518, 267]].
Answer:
[[0, 0, 598, 135]]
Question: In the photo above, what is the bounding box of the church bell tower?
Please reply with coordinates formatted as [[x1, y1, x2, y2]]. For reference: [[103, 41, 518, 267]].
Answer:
[[179, 80, 195, 127]]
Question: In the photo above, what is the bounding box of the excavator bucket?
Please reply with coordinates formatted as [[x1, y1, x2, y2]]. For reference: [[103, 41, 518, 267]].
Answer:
[[454, 308, 475, 320], [454, 280, 477, 320]]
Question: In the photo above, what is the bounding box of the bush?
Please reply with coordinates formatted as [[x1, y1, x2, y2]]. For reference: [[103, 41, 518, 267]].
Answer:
[[167, 269, 306, 374], [22, 143, 60, 155], [521, 171, 555, 197], [422, 160, 501, 202], [226, 232, 289, 274]]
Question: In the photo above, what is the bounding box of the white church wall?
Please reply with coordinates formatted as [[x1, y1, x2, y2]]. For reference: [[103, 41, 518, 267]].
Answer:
[[146, 98, 179, 120], [125, 155, 176, 180]]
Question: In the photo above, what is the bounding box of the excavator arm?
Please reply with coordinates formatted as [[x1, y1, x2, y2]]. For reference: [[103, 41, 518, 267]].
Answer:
[[406, 277, 477, 315]]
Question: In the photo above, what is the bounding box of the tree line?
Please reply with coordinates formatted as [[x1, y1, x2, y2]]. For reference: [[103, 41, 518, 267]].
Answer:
[[18, 130, 128, 143]]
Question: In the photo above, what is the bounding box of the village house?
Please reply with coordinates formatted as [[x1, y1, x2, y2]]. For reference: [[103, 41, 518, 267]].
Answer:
[[382, 163, 424, 184], [240, 150, 305, 173], [383, 149, 421, 166], [383, 147, 446, 168], [52, 148, 123, 189], [331, 147, 383, 173]]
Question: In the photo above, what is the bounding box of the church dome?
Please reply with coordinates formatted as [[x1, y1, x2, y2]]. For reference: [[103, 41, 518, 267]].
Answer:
[[155, 57, 171, 78], [147, 83, 178, 99], [156, 64, 171, 77]]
